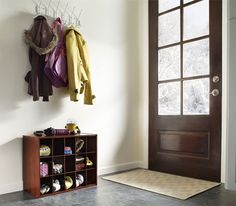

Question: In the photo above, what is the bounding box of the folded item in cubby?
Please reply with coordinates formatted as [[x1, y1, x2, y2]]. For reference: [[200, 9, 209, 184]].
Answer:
[[64, 146, 72, 155], [76, 163, 85, 171]]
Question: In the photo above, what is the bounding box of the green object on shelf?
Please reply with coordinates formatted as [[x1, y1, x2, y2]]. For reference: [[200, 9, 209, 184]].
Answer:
[[65, 176, 73, 190], [40, 145, 51, 156]]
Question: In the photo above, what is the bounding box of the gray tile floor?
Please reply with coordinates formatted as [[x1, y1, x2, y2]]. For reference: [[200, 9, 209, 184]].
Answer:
[[1, 177, 236, 206]]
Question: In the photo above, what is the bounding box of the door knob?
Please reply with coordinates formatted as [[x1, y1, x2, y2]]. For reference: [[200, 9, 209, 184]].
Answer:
[[210, 89, 219, 96]]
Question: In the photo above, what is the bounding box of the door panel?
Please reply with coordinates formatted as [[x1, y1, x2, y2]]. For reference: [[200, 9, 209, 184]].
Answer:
[[149, 0, 222, 182], [159, 131, 209, 157]]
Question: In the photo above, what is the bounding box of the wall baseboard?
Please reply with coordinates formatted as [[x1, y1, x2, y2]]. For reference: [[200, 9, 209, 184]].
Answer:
[[0, 182, 23, 195], [98, 161, 144, 176]]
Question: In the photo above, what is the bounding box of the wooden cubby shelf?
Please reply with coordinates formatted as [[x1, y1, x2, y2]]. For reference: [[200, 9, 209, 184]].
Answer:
[[23, 133, 97, 198]]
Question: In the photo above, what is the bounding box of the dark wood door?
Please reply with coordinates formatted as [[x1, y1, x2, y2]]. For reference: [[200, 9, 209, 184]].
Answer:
[[149, 0, 222, 182]]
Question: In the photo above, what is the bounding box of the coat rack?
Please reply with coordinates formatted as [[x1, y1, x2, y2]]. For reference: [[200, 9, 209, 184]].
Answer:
[[31, 0, 83, 27]]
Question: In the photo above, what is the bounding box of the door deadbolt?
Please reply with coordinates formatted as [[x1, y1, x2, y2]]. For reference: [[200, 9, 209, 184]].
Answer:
[[212, 76, 220, 83]]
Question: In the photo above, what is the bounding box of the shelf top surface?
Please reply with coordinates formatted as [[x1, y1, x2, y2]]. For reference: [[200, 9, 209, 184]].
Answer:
[[23, 133, 97, 139]]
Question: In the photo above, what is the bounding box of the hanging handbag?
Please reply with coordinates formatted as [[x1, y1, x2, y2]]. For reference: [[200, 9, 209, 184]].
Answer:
[[44, 18, 68, 88]]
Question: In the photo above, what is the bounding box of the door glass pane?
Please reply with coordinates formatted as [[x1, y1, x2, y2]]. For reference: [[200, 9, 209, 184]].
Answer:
[[183, 38, 209, 77], [159, 10, 180, 47], [158, 82, 180, 115], [158, 45, 180, 81], [159, 0, 180, 13], [183, 78, 209, 115], [183, 0, 209, 40]]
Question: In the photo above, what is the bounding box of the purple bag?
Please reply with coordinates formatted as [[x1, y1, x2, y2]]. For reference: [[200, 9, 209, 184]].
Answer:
[[44, 18, 67, 88]]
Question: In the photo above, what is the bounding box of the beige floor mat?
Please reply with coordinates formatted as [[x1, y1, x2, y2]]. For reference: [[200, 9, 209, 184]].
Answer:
[[102, 169, 220, 200]]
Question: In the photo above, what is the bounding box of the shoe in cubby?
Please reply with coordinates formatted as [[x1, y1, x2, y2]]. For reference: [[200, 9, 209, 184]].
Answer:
[[75, 138, 86, 154], [86, 154, 96, 169], [52, 157, 64, 175], [40, 177, 52, 195], [76, 171, 86, 187], [53, 175, 65, 192]]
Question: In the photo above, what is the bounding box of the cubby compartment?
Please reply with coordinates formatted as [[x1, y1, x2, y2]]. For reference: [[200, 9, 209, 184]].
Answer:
[[87, 169, 97, 185], [40, 177, 52, 195], [53, 175, 65, 192], [52, 157, 64, 175], [86, 153, 96, 169], [87, 136, 97, 152], [65, 173, 76, 190], [65, 138, 75, 155], [76, 171, 86, 188], [65, 155, 75, 173], [76, 155, 86, 171], [40, 157, 52, 177], [53, 138, 64, 156], [40, 139, 52, 157], [75, 137, 86, 154]]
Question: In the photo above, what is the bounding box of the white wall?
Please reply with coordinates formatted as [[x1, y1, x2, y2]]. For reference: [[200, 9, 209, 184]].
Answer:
[[0, 0, 143, 194]]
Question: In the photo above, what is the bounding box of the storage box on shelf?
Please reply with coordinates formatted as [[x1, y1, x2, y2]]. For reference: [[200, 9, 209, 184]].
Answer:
[[23, 134, 97, 197]]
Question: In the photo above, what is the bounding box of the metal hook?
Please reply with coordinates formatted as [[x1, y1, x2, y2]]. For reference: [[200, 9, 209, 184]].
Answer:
[[76, 9, 83, 27], [34, 0, 42, 15], [47, 0, 52, 16]]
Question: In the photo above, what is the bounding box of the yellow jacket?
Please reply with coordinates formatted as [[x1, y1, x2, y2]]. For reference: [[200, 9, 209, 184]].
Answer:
[[65, 26, 95, 104]]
